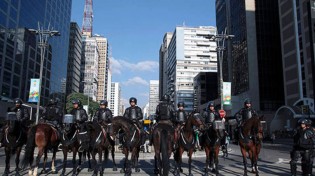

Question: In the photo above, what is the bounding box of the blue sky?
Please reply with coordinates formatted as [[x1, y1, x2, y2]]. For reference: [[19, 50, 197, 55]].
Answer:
[[71, 0, 216, 108]]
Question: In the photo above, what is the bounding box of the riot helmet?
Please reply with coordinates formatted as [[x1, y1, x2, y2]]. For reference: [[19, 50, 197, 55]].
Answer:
[[72, 99, 81, 105], [207, 101, 215, 110], [129, 97, 137, 105], [244, 98, 252, 108], [48, 98, 55, 105], [162, 94, 170, 102], [14, 98, 23, 106], [298, 118, 308, 125], [177, 102, 185, 108], [100, 100, 108, 106]]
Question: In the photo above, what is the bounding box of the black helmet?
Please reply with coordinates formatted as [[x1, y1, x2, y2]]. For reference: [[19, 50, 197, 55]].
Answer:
[[162, 94, 170, 102], [129, 97, 137, 104], [48, 98, 55, 105], [207, 101, 215, 108], [244, 98, 251, 105], [298, 118, 308, 125], [100, 100, 108, 106], [14, 98, 23, 105], [72, 99, 81, 105], [177, 102, 185, 108]]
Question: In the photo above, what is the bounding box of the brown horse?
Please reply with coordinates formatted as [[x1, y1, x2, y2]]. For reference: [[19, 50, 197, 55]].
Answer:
[[22, 123, 59, 176], [174, 112, 204, 176], [152, 123, 174, 176], [2, 119, 27, 176], [238, 115, 263, 176], [108, 116, 141, 176], [200, 121, 226, 176]]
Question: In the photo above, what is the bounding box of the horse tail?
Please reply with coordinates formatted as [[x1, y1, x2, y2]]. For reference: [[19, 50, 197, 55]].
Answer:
[[161, 129, 170, 176], [22, 125, 37, 168]]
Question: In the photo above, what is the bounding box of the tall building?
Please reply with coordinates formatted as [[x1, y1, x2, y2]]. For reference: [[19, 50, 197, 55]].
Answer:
[[164, 26, 217, 111], [149, 80, 159, 115], [66, 22, 82, 97], [109, 82, 121, 116], [159, 32, 173, 100], [0, 0, 72, 106], [278, 0, 315, 106], [215, 0, 284, 113], [80, 36, 99, 101], [142, 103, 150, 119], [94, 35, 109, 101]]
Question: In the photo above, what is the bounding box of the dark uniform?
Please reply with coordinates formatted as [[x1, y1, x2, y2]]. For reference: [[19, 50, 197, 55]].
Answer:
[[155, 94, 175, 124], [41, 98, 63, 128], [174, 102, 188, 126], [290, 118, 315, 176], [203, 101, 221, 127], [234, 99, 258, 141], [119, 97, 144, 148], [93, 100, 112, 126], [0, 98, 29, 147]]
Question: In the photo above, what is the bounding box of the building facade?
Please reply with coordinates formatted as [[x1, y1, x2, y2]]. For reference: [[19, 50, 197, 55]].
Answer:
[[278, 0, 315, 106], [165, 26, 217, 111], [159, 32, 173, 100], [216, 0, 284, 113], [80, 36, 99, 101], [66, 22, 82, 97], [94, 35, 109, 101], [109, 82, 121, 116], [149, 80, 159, 115], [0, 0, 72, 106]]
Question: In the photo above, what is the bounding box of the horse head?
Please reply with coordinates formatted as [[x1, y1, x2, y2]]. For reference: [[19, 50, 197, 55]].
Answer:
[[109, 116, 132, 141], [242, 115, 264, 140], [186, 112, 205, 131], [7, 120, 19, 134]]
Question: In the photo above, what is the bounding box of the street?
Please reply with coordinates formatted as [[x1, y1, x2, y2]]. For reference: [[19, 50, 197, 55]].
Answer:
[[0, 141, 303, 176]]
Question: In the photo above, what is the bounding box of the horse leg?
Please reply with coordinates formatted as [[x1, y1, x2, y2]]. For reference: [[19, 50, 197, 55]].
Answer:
[[214, 146, 220, 175], [133, 148, 140, 172], [154, 155, 159, 175], [240, 147, 248, 176], [111, 145, 117, 171], [188, 149, 193, 176], [204, 146, 210, 176], [3, 147, 10, 176], [99, 149, 104, 176], [51, 148, 57, 174], [178, 148, 184, 173], [91, 151, 98, 176], [15, 147, 22, 176], [77, 152, 82, 172], [33, 148, 44, 176], [40, 148, 48, 174], [87, 151, 92, 171], [61, 148, 67, 176], [72, 148, 78, 176]]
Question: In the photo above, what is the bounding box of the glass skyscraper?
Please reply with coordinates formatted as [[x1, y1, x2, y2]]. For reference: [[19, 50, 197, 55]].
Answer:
[[0, 0, 72, 107]]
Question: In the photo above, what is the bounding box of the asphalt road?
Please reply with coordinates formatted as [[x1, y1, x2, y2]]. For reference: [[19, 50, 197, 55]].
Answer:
[[0, 142, 306, 176]]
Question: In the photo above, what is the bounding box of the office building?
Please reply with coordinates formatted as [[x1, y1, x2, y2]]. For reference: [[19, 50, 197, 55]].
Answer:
[[109, 82, 121, 116], [149, 80, 159, 115]]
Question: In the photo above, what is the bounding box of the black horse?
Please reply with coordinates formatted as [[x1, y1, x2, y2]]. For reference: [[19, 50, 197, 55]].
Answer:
[[152, 123, 174, 176], [89, 120, 117, 176], [109, 116, 141, 176], [2, 117, 27, 176], [200, 121, 225, 176], [60, 120, 81, 176]]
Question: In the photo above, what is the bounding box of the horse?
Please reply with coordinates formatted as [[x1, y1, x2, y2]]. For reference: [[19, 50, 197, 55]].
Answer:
[[238, 115, 263, 176], [2, 118, 27, 176], [174, 112, 204, 176], [22, 123, 59, 176], [152, 123, 174, 176], [59, 120, 81, 176], [89, 120, 117, 176], [200, 121, 226, 176], [108, 116, 141, 176]]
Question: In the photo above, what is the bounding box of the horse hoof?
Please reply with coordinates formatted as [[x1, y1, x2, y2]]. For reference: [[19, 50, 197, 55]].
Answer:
[[135, 168, 140, 172], [2, 172, 9, 176], [180, 168, 183, 173], [51, 170, 57, 174], [120, 169, 124, 173], [188, 174, 193, 176], [40, 169, 47, 174], [113, 166, 117, 171], [154, 169, 159, 174], [15, 172, 21, 176], [87, 168, 93, 172]]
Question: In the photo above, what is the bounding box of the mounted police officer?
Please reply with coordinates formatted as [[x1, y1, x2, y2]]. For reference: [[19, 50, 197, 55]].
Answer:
[[234, 98, 258, 141], [93, 100, 112, 126], [290, 118, 315, 176], [41, 98, 63, 128], [118, 97, 144, 149], [69, 99, 89, 151], [0, 98, 30, 147], [203, 101, 220, 127], [174, 102, 188, 149]]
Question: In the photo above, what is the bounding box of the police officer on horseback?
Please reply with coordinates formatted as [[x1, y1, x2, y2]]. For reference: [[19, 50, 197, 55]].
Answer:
[[0, 98, 29, 147], [119, 97, 144, 149], [41, 98, 63, 128], [203, 101, 220, 127], [174, 102, 188, 126], [93, 100, 112, 126], [234, 98, 258, 141], [290, 118, 315, 176]]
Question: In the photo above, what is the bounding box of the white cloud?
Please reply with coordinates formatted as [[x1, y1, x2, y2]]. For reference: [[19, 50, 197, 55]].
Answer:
[[122, 76, 149, 86], [110, 58, 159, 75], [139, 92, 149, 97]]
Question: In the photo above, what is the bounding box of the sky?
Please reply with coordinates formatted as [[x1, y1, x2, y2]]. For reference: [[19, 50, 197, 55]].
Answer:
[[71, 0, 216, 108]]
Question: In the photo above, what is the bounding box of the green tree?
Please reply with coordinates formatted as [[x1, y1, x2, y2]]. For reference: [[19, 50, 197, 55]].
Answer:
[[66, 93, 99, 117]]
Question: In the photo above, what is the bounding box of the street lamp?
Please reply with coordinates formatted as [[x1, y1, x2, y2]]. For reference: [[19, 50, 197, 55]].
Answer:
[[29, 23, 60, 124], [206, 29, 234, 110]]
